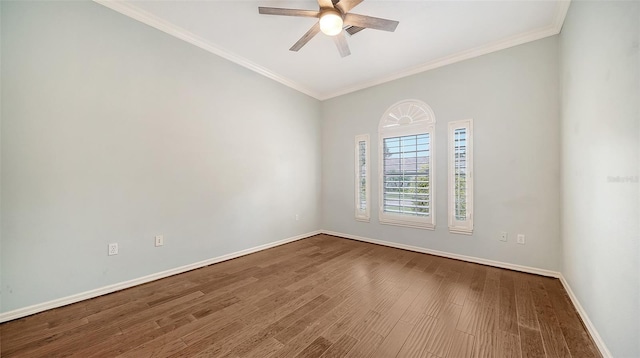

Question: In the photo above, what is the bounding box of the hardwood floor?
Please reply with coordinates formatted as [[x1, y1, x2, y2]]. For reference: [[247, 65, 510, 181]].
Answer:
[[0, 234, 601, 357]]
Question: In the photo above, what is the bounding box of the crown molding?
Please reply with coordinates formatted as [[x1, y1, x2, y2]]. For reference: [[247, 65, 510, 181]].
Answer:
[[93, 0, 321, 99], [552, 0, 571, 33], [94, 0, 570, 102], [318, 0, 571, 100]]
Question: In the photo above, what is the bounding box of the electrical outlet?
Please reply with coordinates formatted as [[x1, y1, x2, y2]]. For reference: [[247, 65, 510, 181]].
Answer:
[[295, 214, 299, 221], [108, 243, 118, 256], [517, 234, 525, 245], [155, 235, 164, 247], [500, 232, 508, 242]]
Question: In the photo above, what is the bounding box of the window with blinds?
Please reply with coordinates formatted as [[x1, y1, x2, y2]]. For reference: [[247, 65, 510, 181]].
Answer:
[[355, 134, 370, 221], [378, 100, 436, 229], [453, 129, 467, 220], [382, 134, 430, 216], [448, 119, 473, 234]]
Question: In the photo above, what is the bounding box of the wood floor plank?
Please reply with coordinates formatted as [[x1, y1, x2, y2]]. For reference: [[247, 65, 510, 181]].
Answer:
[[274, 289, 352, 345], [472, 330, 497, 358], [343, 309, 381, 341], [344, 330, 385, 358], [80, 320, 182, 357], [467, 266, 488, 303], [124, 337, 187, 358], [514, 274, 540, 330], [497, 330, 522, 358], [560, 326, 601, 358], [5, 313, 125, 357], [370, 276, 424, 336], [541, 278, 601, 357], [498, 271, 519, 335], [272, 291, 370, 358], [296, 336, 332, 358], [457, 299, 497, 336], [423, 302, 463, 357], [424, 270, 460, 318], [284, 245, 372, 293], [225, 295, 330, 357], [319, 334, 358, 358], [519, 325, 546, 358], [0, 318, 89, 354], [148, 292, 262, 349], [457, 299, 481, 335], [529, 279, 571, 358], [321, 303, 370, 344], [121, 291, 205, 332], [240, 286, 327, 328], [268, 278, 373, 358], [397, 314, 438, 357], [449, 264, 476, 305], [482, 268, 501, 309], [0, 235, 599, 358], [194, 325, 267, 358], [400, 273, 445, 324], [540, 278, 582, 332], [447, 330, 475, 358], [373, 320, 414, 357], [156, 320, 244, 358], [244, 337, 284, 357]]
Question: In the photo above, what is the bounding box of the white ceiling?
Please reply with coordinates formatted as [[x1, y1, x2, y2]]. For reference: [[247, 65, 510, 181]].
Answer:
[[96, 0, 569, 100]]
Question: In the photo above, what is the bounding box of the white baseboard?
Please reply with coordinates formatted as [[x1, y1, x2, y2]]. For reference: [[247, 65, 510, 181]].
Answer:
[[322, 230, 561, 278], [559, 275, 612, 358], [0, 230, 321, 323]]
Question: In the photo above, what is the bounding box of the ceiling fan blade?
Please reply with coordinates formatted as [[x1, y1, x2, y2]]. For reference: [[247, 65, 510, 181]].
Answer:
[[258, 7, 319, 18], [333, 31, 351, 57], [344, 13, 399, 32], [290, 22, 321, 52], [335, 0, 363, 14], [317, 0, 334, 9]]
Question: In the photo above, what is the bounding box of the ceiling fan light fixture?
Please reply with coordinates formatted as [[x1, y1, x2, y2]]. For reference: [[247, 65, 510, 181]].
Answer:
[[319, 11, 343, 36]]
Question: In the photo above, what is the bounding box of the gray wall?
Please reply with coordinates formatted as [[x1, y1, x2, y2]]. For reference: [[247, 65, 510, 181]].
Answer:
[[560, 1, 639, 357], [321, 37, 561, 271], [0, 2, 3, 312], [0, 1, 321, 312]]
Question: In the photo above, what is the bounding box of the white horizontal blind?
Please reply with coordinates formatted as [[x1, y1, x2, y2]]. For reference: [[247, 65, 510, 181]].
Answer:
[[383, 134, 430, 216], [448, 119, 473, 234], [454, 128, 467, 220], [355, 134, 370, 221], [358, 141, 367, 210]]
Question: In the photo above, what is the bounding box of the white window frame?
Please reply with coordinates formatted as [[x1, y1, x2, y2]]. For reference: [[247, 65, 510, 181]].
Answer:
[[448, 119, 474, 235], [355, 134, 370, 222], [378, 100, 436, 230]]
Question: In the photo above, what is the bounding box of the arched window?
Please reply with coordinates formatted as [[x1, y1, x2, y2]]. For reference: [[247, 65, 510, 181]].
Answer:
[[378, 100, 436, 229]]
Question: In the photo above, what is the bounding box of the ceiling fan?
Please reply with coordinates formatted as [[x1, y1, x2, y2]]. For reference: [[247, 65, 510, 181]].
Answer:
[[258, 0, 399, 57]]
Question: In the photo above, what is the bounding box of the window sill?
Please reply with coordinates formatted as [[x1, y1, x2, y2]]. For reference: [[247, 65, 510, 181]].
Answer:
[[379, 216, 435, 230], [449, 227, 473, 235]]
